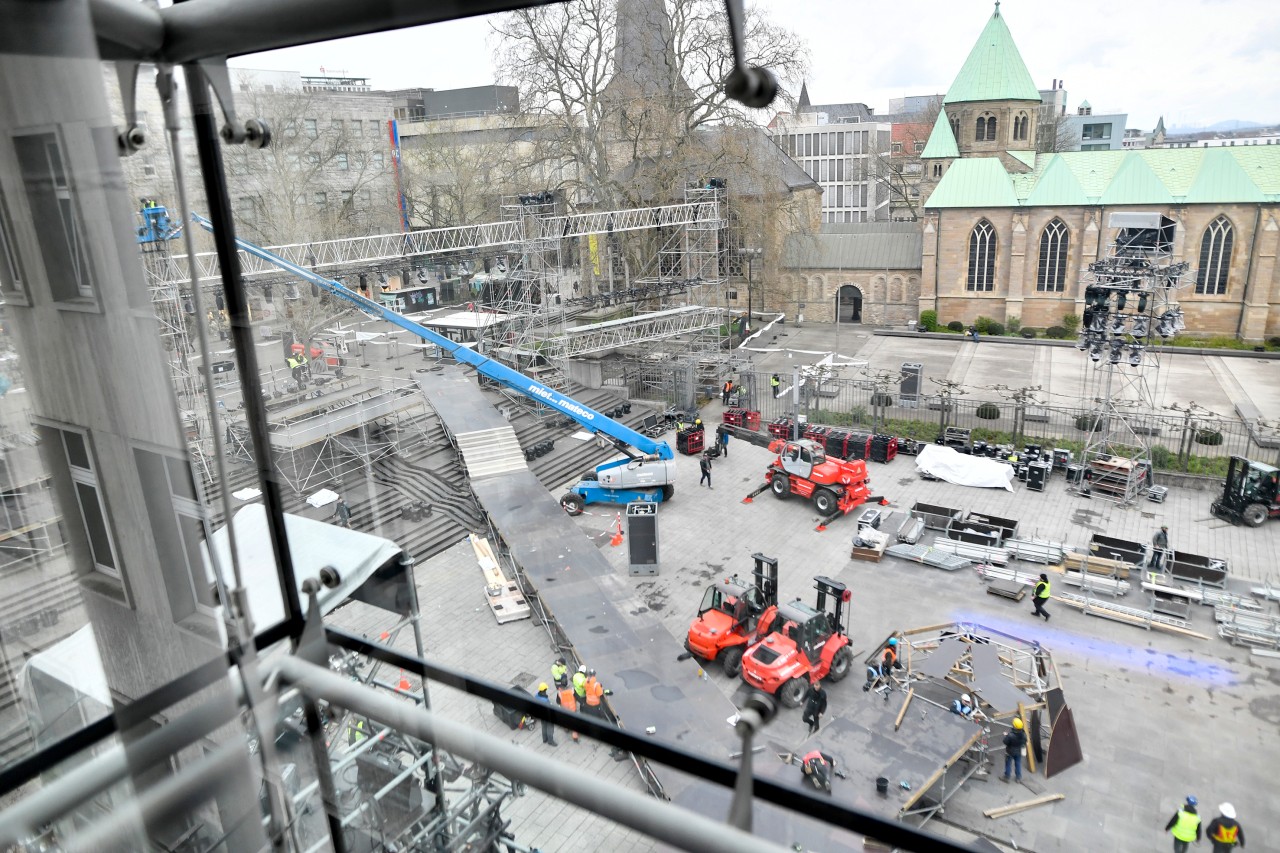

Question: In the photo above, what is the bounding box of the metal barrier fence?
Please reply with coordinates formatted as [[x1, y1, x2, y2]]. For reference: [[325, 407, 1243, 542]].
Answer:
[[613, 366, 1280, 476]]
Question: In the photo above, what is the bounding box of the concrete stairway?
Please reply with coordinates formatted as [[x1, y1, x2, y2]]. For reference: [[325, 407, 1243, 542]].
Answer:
[[453, 426, 528, 480]]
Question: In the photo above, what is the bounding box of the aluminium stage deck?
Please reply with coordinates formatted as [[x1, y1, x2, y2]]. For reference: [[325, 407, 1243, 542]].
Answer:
[[420, 366, 741, 791]]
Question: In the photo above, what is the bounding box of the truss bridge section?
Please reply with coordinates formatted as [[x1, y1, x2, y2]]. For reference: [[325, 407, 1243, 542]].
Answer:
[[554, 305, 729, 359]]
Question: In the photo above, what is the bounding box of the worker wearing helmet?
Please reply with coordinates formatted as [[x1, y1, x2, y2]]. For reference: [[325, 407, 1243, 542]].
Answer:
[[1165, 796, 1202, 852], [1001, 717, 1027, 783], [1205, 803, 1244, 852], [951, 693, 976, 720], [572, 665, 588, 701], [583, 668, 611, 719], [864, 637, 903, 692], [536, 683, 557, 746]]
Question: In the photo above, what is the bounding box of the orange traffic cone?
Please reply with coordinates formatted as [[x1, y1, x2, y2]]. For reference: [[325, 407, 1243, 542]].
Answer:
[[397, 670, 412, 692], [609, 512, 624, 547]]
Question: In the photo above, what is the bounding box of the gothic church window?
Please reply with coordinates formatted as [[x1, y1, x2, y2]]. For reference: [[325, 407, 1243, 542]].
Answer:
[[967, 220, 996, 291], [975, 115, 996, 142], [1195, 215, 1233, 295], [1036, 218, 1069, 291]]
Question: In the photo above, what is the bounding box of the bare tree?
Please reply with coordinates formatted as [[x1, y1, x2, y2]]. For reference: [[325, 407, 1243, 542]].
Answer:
[[1036, 106, 1077, 153], [867, 97, 942, 221], [400, 118, 536, 228], [491, 0, 810, 208]]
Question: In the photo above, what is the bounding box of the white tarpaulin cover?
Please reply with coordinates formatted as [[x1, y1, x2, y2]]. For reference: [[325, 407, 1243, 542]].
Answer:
[[22, 507, 405, 739], [207, 504, 404, 630], [915, 444, 1015, 491]]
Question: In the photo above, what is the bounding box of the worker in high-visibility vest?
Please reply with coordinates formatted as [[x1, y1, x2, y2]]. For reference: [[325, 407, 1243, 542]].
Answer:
[[1205, 803, 1244, 852], [1164, 796, 1202, 852], [1032, 573, 1051, 621], [583, 669, 611, 719], [572, 665, 588, 701], [555, 682, 579, 742], [551, 657, 569, 688], [800, 749, 835, 793], [348, 716, 368, 746]]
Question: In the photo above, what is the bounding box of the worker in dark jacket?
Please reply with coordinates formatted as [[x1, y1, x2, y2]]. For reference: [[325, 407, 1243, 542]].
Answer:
[[800, 748, 836, 793], [1205, 803, 1244, 852], [1165, 796, 1202, 852], [801, 679, 827, 735], [1152, 525, 1170, 571], [536, 683, 558, 746], [1001, 717, 1027, 782]]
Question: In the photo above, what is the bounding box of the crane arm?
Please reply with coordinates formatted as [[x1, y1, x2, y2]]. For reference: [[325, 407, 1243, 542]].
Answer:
[[192, 214, 673, 461]]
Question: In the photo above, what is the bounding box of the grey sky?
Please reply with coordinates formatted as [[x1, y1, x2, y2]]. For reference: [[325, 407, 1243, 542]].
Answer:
[[231, 0, 1280, 131]]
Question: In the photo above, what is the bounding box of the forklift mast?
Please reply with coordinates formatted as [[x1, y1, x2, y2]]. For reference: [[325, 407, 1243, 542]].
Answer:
[[813, 575, 850, 635], [752, 553, 779, 608]]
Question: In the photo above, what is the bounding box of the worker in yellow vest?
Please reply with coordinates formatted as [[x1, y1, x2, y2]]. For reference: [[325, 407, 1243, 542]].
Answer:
[[1164, 796, 1202, 853], [1031, 573, 1051, 621]]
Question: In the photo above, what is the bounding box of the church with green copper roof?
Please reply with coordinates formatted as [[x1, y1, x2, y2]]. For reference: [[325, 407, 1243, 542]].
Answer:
[[917, 3, 1280, 340]]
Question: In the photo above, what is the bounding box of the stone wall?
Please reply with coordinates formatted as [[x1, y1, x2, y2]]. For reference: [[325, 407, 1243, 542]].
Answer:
[[921, 203, 1280, 338]]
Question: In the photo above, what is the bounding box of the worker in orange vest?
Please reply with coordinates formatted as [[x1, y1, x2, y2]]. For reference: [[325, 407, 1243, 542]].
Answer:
[[583, 668, 612, 720], [555, 682, 579, 742]]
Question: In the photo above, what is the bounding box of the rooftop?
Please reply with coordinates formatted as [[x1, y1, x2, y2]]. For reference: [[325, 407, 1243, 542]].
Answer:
[[926, 146, 1280, 207]]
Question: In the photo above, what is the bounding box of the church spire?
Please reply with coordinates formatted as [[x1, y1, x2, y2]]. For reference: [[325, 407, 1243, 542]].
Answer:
[[943, 4, 1040, 105], [797, 81, 811, 110], [608, 0, 690, 99]]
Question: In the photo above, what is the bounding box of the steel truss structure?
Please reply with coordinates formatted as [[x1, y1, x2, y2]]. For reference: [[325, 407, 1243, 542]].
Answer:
[[559, 305, 728, 359], [1075, 214, 1190, 504], [157, 201, 723, 287]]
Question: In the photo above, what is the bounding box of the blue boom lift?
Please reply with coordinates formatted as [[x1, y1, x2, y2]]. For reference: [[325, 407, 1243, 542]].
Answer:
[[192, 214, 677, 514]]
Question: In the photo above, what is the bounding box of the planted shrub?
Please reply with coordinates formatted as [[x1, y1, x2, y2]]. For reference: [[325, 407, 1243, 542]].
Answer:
[[1007, 316, 1022, 334], [919, 310, 938, 332], [1075, 414, 1103, 432], [1021, 328, 1038, 339], [870, 392, 894, 407], [1195, 429, 1224, 446], [1062, 313, 1081, 335], [1045, 326, 1068, 339], [946, 320, 965, 333], [986, 322, 1005, 336], [1268, 336, 1280, 348], [975, 316, 995, 334], [976, 403, 1001, 420]]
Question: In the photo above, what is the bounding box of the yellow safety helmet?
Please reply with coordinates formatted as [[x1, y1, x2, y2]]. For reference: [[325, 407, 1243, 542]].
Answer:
[[538, 682, 549, 692], [1012, 718, 1024, 729]]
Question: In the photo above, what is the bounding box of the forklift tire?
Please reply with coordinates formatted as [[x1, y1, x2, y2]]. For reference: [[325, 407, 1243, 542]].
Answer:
[[721, 646, 745, 679], [827, 646, 852, 682], [661, 484, 675, 501], [812, 488, 838, 516], [1243, 502, 1269, 527], [770, 473, 790, 500], [581, 470, 598, 482], [560, 493, 585, 516], [780, 677, 808, 708]]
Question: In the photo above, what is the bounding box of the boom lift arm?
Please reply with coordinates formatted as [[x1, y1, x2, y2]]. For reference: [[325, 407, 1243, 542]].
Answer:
[[192, 215, 676, 491]]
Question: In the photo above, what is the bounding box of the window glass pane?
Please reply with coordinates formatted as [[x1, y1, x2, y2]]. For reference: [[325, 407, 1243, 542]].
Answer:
[[76, 480, 116, 572], [179, 515, 216, 609], [14, 132, 94, 300], [0, 186, 26, 298], [63, 429, 90, 469]]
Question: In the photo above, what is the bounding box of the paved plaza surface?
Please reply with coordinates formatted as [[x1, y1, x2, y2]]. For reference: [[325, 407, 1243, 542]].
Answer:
[[335, 322, 1279, 852]]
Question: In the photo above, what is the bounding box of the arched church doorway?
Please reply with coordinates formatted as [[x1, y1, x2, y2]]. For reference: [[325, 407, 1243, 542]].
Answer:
[[837, 284, 862, 323]]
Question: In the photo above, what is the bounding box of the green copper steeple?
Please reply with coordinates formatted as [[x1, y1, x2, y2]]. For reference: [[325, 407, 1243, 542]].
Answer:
[[943, 3, 1041, 105]]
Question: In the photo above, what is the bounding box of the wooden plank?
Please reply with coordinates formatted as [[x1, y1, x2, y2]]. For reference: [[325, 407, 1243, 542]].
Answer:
[[1053, 596, 1210, 640], [1064, 551, 1131, 579], [469, 533, 531, 624], [984, 793, 1064, 819], [894, 689, 914, 731], [1019, 703, 1035, 774]]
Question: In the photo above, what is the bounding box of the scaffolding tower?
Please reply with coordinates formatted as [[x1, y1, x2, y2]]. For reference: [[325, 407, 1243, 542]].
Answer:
[[1076, 213, 1190, 504]]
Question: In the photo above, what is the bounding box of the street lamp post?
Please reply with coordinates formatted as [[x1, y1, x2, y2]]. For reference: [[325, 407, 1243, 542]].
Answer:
[[741, 247, 763, 339]]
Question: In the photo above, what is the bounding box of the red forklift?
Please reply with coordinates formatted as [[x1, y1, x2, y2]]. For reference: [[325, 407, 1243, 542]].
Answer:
[[761, 438, 885, 527], [685, 554, 778, 677], [740, 575, 853, 707]]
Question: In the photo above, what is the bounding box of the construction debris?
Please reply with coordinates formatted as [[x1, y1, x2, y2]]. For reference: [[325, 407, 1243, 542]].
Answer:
[[929, 537, 1011, 566], [1064, 551, 1134, 579], [1005, 538, 1066, 565], [1215, 607, 1280, 650], [984, 793, 1065, 819], [1141, 578, 1262, 611], [885, 543, 972, 571], [469, 533, 531, 624], [1056, 591, 1210, 640]]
